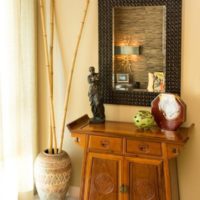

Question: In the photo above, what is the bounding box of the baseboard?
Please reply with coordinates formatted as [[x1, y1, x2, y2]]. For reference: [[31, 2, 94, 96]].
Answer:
[[67, 186, 80, 198]]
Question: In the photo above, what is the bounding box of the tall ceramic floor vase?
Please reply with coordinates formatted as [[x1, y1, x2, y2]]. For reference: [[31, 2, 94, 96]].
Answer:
[[34, 149, 72, 200]]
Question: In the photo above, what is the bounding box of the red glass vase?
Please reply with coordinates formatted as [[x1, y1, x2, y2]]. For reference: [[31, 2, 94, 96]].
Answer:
[[151, 93, 186, 131]]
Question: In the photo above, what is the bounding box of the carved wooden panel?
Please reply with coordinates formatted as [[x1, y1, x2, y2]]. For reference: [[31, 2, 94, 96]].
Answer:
[[86, 153, 122, 200], [126, 157, 165, 200]]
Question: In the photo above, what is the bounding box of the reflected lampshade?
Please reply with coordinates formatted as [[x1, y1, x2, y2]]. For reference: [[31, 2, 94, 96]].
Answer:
[[114, 45, 141, 55]]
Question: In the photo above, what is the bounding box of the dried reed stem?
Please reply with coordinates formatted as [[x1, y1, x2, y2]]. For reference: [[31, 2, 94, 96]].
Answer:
[[59, 0, 90, 153], [39, 0, 57, 153], [48, 0, 55, 154]]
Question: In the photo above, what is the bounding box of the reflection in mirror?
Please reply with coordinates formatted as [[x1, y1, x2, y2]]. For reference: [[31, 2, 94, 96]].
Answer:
[[113, 6, 166, 93]]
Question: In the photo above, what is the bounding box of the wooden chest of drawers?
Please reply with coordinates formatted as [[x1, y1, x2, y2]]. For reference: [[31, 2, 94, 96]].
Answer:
[[67, 115, 192, 200]]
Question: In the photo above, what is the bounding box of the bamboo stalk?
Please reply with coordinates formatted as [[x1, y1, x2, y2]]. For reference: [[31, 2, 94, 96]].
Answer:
[[59, 0, 90, 153], [48, 0, 55, 154], [39, 0, 58, 153], [49, 118, 53, 154]]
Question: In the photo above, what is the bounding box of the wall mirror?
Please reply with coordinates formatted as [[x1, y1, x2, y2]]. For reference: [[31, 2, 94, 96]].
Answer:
[[99, 0, 182, 106]]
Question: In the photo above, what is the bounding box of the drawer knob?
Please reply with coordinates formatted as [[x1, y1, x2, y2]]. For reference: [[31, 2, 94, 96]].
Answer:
[[75, 137, 80, 143], [100, 140, 110, 148], [120, 184, 128, 193], [138, 143, 149, 153], [172, 147, 177, 154]]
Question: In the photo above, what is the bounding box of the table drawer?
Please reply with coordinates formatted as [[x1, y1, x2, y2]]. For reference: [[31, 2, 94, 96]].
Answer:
[[89, 135, 123, 154], [167, 144, 182, 158], [72, 133, 86, 148], [126, 139, 162, 156]]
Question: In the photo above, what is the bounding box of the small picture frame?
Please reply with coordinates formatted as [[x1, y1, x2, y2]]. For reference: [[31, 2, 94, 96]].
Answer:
[[153, 72, 165, 92], [116, 73, 129, 83]]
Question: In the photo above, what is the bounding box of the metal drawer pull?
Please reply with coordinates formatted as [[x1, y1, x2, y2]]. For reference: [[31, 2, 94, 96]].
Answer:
[[100, 140, 110, 148], [172, 147, 177, 154], [138, 143, 149, 152], [120, 184, 128, 193], [75, 137, 80, 143]]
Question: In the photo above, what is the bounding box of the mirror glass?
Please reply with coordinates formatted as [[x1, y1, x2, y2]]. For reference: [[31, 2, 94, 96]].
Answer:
[[113, 6, 166, 93]]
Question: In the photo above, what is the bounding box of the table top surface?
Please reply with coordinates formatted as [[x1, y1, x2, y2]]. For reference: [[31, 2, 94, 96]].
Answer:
[[67, 115, 193, 145]]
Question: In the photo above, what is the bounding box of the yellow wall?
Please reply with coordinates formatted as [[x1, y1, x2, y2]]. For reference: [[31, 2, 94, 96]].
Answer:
[[38, 0, 200, 199]]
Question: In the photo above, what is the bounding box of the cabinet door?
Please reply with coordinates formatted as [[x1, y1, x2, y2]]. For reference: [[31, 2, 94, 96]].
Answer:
[[124, 157, 165, 200], [84, 152, 123, 200]]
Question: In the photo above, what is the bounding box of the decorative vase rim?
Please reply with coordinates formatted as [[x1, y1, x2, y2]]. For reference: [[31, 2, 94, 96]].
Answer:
[[42, 149, 66, 156]]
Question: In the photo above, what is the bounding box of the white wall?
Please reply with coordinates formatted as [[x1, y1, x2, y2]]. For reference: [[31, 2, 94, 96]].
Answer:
[[38, 0, 200, 199]]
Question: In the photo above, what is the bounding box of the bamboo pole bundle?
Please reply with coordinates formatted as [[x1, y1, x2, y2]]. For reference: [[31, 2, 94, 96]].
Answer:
[[39, 0, 90, 154], [39, 0, 57, 153], [59, 0, 90, 153]]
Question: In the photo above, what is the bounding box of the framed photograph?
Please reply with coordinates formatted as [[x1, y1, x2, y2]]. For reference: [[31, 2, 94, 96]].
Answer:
[[116, 73, 129, 83], [153, 72, 165, 92]]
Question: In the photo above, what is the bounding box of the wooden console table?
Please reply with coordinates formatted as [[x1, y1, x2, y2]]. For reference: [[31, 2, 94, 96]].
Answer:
[[67, 115, 192, 200]]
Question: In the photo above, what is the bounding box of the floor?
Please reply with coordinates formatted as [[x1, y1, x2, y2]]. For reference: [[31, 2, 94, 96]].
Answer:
[[34, 195, 78, 200], [34, 186, 80, 199]]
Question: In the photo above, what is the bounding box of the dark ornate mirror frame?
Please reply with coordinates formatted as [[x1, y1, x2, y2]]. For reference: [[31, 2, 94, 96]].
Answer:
[[98, 0, 182, 106]]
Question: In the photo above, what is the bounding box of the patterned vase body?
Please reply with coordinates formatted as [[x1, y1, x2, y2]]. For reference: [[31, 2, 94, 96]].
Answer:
[[34, 150, 72, 200], [151, 93, 186, 131]]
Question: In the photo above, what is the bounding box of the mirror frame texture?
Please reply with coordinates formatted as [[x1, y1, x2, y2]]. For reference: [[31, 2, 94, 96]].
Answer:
[[98, 0, 182, 106]]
